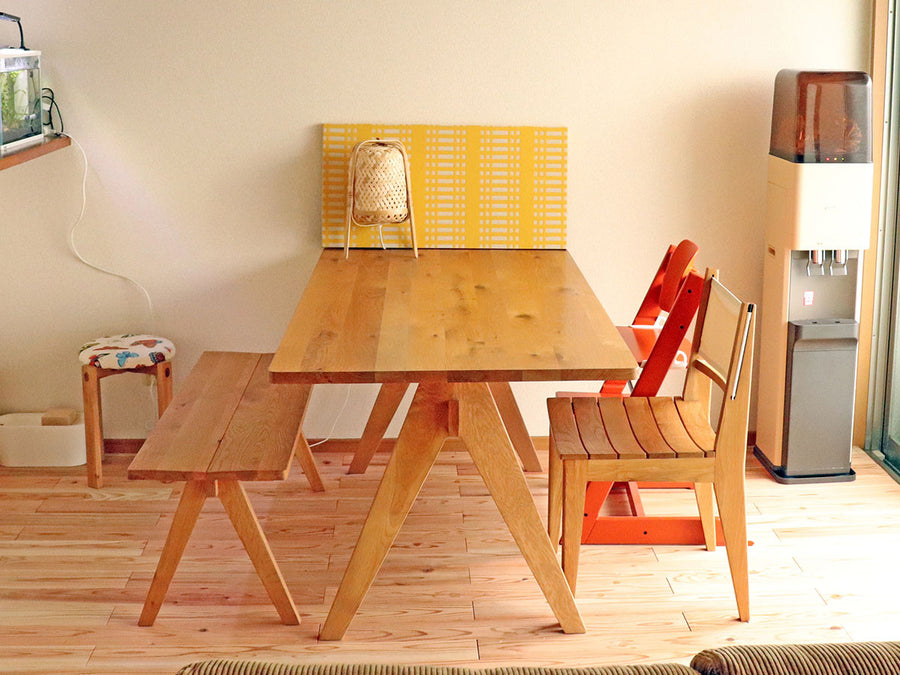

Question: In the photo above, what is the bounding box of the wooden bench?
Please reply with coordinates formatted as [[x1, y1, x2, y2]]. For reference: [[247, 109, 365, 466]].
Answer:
[[128, 351, 324, 626]]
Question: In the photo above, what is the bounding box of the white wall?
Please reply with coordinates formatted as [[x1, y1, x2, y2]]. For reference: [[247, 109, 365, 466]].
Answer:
[[0, 1, 871, 439]]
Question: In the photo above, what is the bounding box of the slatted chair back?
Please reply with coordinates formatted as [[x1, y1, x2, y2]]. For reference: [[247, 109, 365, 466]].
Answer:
[[683, 273, 755, 457]]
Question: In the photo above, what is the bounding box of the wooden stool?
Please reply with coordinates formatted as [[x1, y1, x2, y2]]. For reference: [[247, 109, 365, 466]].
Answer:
[[78, 333, 175, 488]]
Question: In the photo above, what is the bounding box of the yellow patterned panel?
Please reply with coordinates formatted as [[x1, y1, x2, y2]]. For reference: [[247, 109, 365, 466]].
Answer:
[[322, 123, 567, 249]]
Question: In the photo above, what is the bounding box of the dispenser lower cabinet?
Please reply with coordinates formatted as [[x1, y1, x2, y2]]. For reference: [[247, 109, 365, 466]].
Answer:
[[755, 319, 858, 483]]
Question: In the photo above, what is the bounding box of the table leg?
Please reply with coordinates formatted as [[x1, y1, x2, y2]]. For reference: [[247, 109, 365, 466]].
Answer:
[[138, 480, 210, 626], [456, 382, 585, 634], [348, 382, 409, 474], [320, 382, 451, 640], [350, 381, 541, 475], [218, 480, 300, 625], [488, 381, 543, 472], [291, 384, 325, 492]]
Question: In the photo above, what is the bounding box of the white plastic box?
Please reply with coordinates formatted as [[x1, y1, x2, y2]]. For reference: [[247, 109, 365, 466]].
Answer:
[[0, 412, 86, 467]]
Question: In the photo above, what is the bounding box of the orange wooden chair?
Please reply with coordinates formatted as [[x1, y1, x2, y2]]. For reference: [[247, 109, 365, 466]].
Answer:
[[547, 272, 756, 620], [560, 241, 715, 545]]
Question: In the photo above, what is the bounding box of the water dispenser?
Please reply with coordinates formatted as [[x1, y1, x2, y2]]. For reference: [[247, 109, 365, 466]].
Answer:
[[754, 70, 873, 483]]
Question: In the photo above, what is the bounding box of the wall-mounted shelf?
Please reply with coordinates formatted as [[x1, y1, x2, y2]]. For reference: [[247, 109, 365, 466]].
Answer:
[[0, 135, 71, 172]]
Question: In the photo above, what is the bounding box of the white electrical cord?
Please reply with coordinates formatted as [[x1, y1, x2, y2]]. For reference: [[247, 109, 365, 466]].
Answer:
[[63, 133, 155, 325], [63, 133, 158, 408], [308, 384, 352, 448]]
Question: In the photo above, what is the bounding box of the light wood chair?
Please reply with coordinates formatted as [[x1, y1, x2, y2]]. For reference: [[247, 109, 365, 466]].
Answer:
[[547, 272, 755, 621]]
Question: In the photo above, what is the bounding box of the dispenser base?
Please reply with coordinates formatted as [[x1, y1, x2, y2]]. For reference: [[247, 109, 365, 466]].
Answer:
[[753, 446, 856, 484]]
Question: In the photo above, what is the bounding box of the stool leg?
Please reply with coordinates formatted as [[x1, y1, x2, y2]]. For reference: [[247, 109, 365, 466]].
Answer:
[[154, 361, 174, 417], [81, 365, 104, 489]]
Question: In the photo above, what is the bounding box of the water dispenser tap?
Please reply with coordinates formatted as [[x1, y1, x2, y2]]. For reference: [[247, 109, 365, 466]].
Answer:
[[807, 249, 826, 276], [830, 249, 849, 276]]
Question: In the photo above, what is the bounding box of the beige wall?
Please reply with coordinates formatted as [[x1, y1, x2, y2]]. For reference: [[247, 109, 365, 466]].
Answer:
[[0, 1, 871, 439]]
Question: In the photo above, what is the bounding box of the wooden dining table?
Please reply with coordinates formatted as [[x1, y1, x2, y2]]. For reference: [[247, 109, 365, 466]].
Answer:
[[269, 248, 639, 639]]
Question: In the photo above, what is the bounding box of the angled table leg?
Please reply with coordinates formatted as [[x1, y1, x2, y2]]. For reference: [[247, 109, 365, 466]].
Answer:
[[348, 382, 409, 474], [218, 480, 300, 625], [456, 382, 585, 634], [290, 384, 325, 492], [138, 480, 210, 626], [320, 382, 451, 640], [488, 381, 543, 472], [349, 381, 542, 475]]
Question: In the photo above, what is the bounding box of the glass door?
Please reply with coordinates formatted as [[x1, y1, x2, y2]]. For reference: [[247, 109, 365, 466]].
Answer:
[[873, 2, 900, 477]]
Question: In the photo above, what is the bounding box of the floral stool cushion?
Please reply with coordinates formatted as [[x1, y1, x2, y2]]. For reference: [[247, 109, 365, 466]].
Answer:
[[78, 334, 176, 370]]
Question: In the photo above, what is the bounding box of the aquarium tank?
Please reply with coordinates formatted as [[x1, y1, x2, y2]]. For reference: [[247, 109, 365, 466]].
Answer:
[[0, 49, 42, 156]]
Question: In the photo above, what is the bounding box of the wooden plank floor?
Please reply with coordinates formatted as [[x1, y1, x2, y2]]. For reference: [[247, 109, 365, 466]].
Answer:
[[2, 442, 900, 673]]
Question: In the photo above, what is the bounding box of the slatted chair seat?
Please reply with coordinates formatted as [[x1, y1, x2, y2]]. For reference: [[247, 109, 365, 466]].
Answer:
[[548, 273, 756, 622]]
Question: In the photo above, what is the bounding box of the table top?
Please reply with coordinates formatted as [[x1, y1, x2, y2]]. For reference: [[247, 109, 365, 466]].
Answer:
[[269, 248, 639, 384]]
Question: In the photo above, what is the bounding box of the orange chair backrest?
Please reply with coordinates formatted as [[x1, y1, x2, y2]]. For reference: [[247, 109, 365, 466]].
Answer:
[[658, 240, 699, 313], [632, 239, 699, 325]]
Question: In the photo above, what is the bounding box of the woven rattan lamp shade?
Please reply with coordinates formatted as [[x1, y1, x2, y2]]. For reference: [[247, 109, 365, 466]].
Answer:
[[344, 139, 417, 258], [352, 145, 409, 223]]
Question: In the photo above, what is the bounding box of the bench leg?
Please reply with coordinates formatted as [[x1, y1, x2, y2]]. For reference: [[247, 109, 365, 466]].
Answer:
[[138, 480, 209, 626], [218, 480, 300, 625]]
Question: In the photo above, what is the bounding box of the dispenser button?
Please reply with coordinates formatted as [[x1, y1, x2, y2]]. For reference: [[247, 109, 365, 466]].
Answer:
[[802, 290, 815, 306]]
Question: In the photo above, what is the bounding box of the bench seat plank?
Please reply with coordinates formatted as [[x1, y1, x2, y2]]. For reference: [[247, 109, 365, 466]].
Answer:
[[129, 352, 300, 482], [207, 353, 306, 481]]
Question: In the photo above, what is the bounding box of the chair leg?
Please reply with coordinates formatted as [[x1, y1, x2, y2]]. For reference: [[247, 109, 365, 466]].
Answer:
[[81, 365, 104, 489], [154, 361, 174, 417], [561, 459, 587, 593], [694, 482, 716, 551], [548, 436, 562, 547], [714, 476, 749, 621]]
